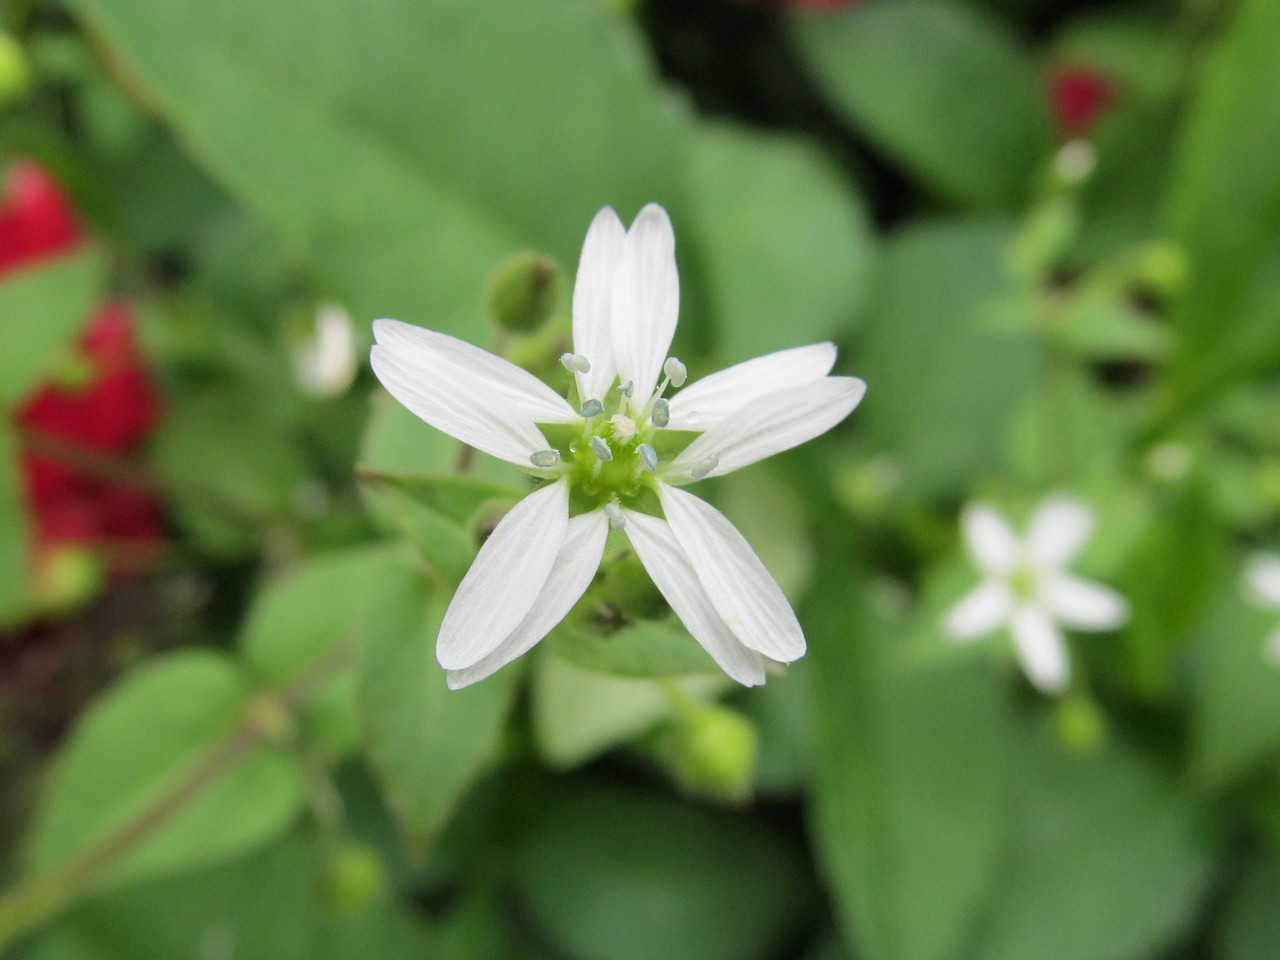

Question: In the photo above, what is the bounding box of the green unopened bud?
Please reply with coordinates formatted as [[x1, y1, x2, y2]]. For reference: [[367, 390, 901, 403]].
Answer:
[[36, 546, 103, 614], [1130, 241, 1189, 298], [1055, 694, 1106, 755], [666, 699, 758, 805], [485, 252, 563, 333], [0, 33, 31, 105], [320, 842, 385, 914]]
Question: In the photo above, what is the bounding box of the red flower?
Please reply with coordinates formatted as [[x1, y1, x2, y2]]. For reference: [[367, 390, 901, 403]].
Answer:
[[1047, 65, 1117, 139], [1, 161, 165, 580]]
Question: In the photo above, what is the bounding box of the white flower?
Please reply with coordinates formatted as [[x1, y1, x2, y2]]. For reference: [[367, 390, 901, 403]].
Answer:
[[295, 302, 358, 397], [943, 496, 1129, 694], [1243, 553, 1280, 664], [370, 204, 865, 689]]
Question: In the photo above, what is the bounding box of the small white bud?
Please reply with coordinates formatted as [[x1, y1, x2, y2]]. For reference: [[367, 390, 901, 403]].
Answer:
[[689, 453, 719, 480], [580, 399, 604, 418], [1053, 140, 1097, 185], [651, 398, 670, 428], [664, 357, 687, 387], [610, 415, 637, 444], [530, 450, 560, 468], [604, 502, 626, 530], [561, 353, 591, 374], [638, 443, 658, 473], [590, 436, 613, 461]]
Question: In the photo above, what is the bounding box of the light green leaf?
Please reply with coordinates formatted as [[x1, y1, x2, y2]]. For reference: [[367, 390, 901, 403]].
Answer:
[[806, 564, 1009, 960], [0, 425, 31, 626], [1216, 853, 1280, 960], [547, 620, 717, 679], [357, 548, 519, 855], [687, 123, 874, 362], [858, 220, 1042, 496], [513, 784, 813, 960], [790, 1, 1050, 208], [356, 470, 522, 528], [0, 251, 102, 406], [27, 650, 305, 889]]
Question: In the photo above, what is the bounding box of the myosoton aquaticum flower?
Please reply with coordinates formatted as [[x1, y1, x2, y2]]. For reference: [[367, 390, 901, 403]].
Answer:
[[943, 496, 1129, 693], [371, 204, 865, 689]]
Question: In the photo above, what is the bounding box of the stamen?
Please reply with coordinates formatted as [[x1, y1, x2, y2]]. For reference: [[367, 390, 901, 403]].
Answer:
[[580, 399, 604, 418], [561, 353, 591, 374], [663, 357, 687, 388], [651, 398, 670, 428], [638, 443, 658, 473], [689, 453, 719, 480], [590, 436, 614, 461], [616, 380, 634, 398], [604, 502, 626, 530], [529, 449, 560, 468], [611, 415, 637, 443]]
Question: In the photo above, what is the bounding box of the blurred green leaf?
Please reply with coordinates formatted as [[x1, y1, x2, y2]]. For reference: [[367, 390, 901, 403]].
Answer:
[[357, 547, 519, 856], [806, 564, 1010, 960], [357, 470, 522, 529], [1164, 0, 1280, 407], [547, 619, 717, 679], [513, 783, 813, 960], [974, 728, 1216, 960], [859, 220, 1041, 496], [791, 1, 1050, 208], [0, 251, 101, 407], [687, 123, 874, 362], [26, 650, 305, 890], [0, 425, 31, 626], [1216, 853, 1280, 960], [72, 0, 691, 341]]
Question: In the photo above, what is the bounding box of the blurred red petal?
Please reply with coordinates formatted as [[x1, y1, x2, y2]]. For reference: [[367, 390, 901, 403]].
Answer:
[[1048, 65, 1116, 138], [0, 161, 81, 275]]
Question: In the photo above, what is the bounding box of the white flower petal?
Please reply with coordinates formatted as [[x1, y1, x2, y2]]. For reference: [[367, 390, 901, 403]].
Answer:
[[622, 509, 767, 686], [1010, 604, 1069, 694], [372, 318, 577, 425], [437, 481, 569, 670], [448, 510, 609, 689], [1245, 553, 1280, 609], [611, 204, 679, 404], [1026, 496, 1094, 569], [944, 580, 1014, 640], [572, 207, 626, 402], [1040, 574, 1129, 631], [961, 504, 1020, 575], [666, 343, 837, 431], [657, 485, 804, 662], [668, 377, 865, 480]]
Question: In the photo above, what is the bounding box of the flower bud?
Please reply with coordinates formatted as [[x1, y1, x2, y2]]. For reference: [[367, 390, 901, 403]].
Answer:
[[1055, 694, 1107, 755], [320, 842, 386, 914], [666, 700, 758, 805], [484, 252, 563, 333], [1130, 241, 1190, 299]]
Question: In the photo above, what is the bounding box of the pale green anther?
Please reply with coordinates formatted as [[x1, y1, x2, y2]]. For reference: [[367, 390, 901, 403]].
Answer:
[[530, 449, 560, 468], [651, 398, 670, 428], [590, 436, 613, 461], [690, 453, 719, 480], [580, 399, 604, 418], [561, 352, 591, 374], [663, 357, 687, 388], [638, 444, 658, 473]]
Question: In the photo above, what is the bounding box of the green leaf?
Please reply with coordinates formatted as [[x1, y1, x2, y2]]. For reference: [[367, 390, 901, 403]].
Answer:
[[1164, 0, 1280, 406], [806, 564, 1009, 960], [356, 470, 522, 528], [357, 548, 519, 855], [687, 123, 874, 362], [1216, 853, 1280, 960], [513, 783, 813, 960], [0, 425, 31, 626], [71, 0, 691, 342], [790, 1, 1050, 208], [547, 619, 718, 678], [26, 650, 305, 890], [974, 728, 1216, 960], [0, 251, 102, 406], [858, 220, 1041, 496]]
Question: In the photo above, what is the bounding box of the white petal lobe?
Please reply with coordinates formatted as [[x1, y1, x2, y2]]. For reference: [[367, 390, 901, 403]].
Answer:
[[573, 208, 626, 402], [371, 343, 548, 467], [1010, 604, 1069, 693], [1040, 574, 1129, 630], [437, 481, 569, 670], [373, 318, 577, 424], [657, 485, 805, 661], [961, 504, 1020, 575], [944, 580, 1014, 640], [1026, 496, 1094, 569], [670, 377, 865, 480], [447, 510, 609, 689], [622, 509, 767, 686], [666, 343, 837, 430], [611, 204, 679, 404]]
